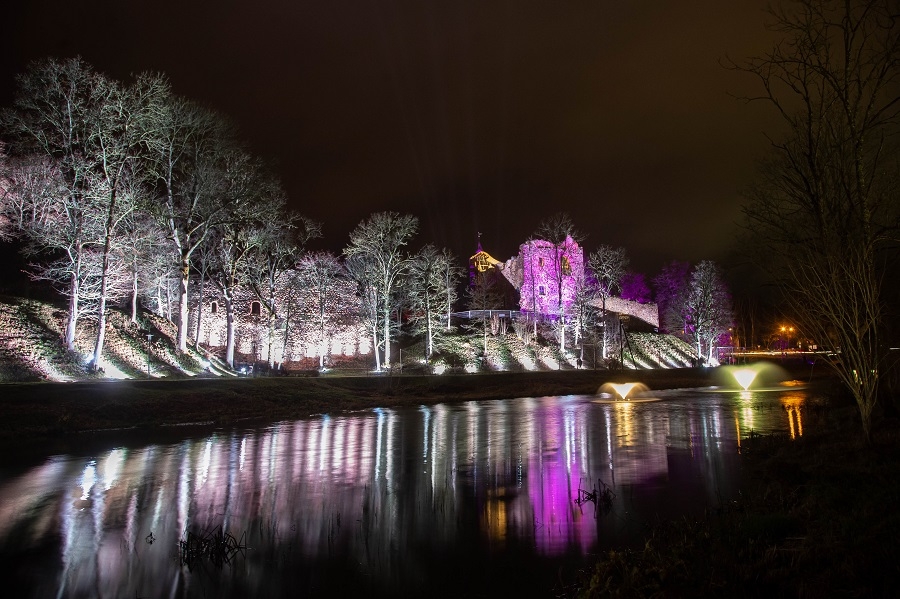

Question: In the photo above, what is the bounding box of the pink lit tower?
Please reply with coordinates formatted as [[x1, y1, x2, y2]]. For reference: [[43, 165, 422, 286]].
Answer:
[[510, 235, 584, 319]]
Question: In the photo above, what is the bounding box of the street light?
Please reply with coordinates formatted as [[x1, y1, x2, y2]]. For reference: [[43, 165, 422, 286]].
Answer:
[[780, 325, 795, 352]]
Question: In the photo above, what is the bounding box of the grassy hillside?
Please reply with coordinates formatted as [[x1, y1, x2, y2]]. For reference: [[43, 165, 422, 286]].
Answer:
[[0, 295, 226, 382], [0, 295, 699, 382]]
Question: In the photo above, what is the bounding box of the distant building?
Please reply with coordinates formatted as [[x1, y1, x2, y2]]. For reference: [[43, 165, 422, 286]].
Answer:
[[499, 236, 585, 318], [189, 274, 367, 368], [474, 235, 658, 328], [190, 234, 659, 368], [468, 241, 519, 311]]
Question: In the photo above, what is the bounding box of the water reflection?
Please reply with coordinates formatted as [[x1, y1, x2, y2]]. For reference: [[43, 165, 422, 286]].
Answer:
[[0, 387, 813, 597]]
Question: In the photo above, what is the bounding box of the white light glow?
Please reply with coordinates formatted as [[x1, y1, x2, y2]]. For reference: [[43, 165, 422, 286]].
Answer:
[[732, 368, 758, 390]]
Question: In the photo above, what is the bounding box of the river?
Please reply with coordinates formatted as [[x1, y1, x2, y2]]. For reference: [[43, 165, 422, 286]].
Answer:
[[0, 383, 814, 598]]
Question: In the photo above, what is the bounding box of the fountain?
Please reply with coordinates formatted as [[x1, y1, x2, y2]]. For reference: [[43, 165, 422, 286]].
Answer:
[[714, 362, 797, 392], [593, 382, 660, 404], [609, 383, 639, 400], [731, 368, 758, 391]]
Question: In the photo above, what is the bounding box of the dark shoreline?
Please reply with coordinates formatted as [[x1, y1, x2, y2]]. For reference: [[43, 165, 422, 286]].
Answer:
[[0, 364, 822, 441]]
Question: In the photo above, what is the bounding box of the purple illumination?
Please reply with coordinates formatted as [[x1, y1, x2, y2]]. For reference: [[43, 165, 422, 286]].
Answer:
[[514, 235, 584, 317]]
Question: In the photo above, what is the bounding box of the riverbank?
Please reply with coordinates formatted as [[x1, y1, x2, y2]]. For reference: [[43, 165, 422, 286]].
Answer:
[[0, 362, 826, 442], [0, 368, 721, 440], [576, 401, 900, 597]]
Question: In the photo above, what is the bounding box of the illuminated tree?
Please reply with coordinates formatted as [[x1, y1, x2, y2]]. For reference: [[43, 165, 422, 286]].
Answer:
[[297, 251, 345, 370], [440, 248, 459, 331], [84, 74, 167, 369], [738, 0, 900, 441], [1, 59, 167, 367], [684, 260, 732, 365], [568, 268, 598, 365], [1, 58, 110, 351], [620, 272, 651, 303], [534, 212, 584, 352], [588, 244, 628, 358], [343, 212, 418, 369], [119, 210, 170, 324], [247, 213, 320, 367], [345, 253, 382, 370], [408, 245, 460, 358], [207, 150, 282, 368], [466, 269, 504, 356], [0, 144, 31, 240], [0, 152, 62, 242], [145, 94, 236, 353], [653, 261, 691, 336]]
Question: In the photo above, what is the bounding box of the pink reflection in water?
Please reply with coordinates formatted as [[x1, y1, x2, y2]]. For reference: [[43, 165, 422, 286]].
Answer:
[[0, 387, 812, 597]]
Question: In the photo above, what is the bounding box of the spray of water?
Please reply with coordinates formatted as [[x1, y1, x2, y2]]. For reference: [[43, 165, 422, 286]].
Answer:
[[597, 382, 650, 400], [732, 368, 758, 391]]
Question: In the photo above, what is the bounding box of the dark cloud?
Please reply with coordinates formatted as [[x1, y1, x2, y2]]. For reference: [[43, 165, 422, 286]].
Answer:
[[1, 0, 782, 276]]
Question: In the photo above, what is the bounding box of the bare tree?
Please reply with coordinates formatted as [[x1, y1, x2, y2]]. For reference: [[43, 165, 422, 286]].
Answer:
[[1, 58, 109, 350], [118, 205, 168, 325], [588, 244, 628, 359], [207, 151, 283, 368], [86, 73, 167, 369], [466, 269, 505, 357], [684, 260, 733, 365], [535, 212, 584, 353], [247, 212, 320, 367], [737, 0, 900, 441], [653, 261, 692, 337], [145, 94, 236, 352], [3, 59, 168, 367], [440, 248, 460, 331], [345, 253, 382, 370], [297, 251, 346, 370], [343, 212, 418, 370], [0, 152, 63, 244], [568, 268, 598, 365], [408, 245, 460, 359]]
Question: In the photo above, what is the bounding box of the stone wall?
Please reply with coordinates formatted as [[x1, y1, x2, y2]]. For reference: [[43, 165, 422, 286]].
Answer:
[[511, 236, 584, 316], [188, 273, 368, 366], [599, 296, 659, 329]]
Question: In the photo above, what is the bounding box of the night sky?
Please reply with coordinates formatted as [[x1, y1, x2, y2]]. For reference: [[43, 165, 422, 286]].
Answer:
[[1, 1, 785, 278]]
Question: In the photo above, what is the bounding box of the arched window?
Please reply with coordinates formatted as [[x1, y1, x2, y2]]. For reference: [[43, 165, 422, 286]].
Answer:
[[538, 285, 546, 296], [250, 301, 261, 316], [210, 301, 218, 314], [561, 255, 571, 276]]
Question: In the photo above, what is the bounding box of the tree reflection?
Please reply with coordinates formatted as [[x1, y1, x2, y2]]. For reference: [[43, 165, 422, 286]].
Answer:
[[0, 388, 815, 597]]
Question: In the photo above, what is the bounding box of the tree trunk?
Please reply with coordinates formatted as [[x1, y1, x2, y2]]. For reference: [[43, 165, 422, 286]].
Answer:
[[425, 294, 433, 358], [382, 304, 391, 368], [372, 325, 380, 371], [559, 316, 565, 353], [224, 292, 236, 368], [193, 265, 206, 348], [65, 270, 79, 351], [130, 264, 139, 324], [267, 311, 276, 369], [266, 289, 276, 369], [155, 279, 163, 317], [281, 301, 292, 365], [176, 255, 190, 352], [165, 277, 172, 322]]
